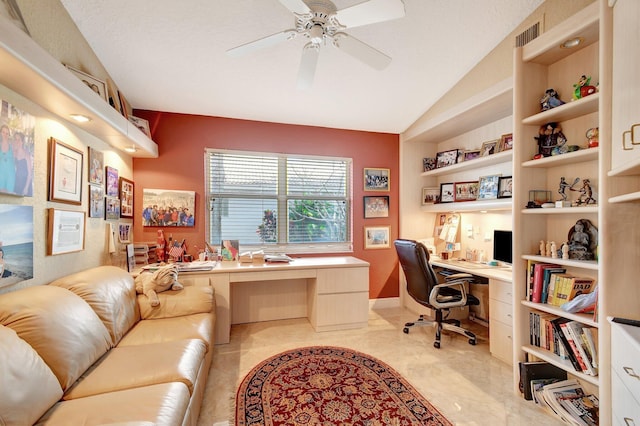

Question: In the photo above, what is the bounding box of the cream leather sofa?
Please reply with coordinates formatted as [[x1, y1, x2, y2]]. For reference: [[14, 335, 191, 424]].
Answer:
[[0, 266, 215, 426]]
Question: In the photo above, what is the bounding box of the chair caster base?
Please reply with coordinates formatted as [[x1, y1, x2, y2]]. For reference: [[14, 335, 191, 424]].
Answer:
[[403, 327, 409, 334], [468, 338, 476, 345], [433, 341, 440, 349]]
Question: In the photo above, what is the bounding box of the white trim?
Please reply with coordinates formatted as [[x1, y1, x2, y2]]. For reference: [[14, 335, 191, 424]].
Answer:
[[369, 297, 400, 310]]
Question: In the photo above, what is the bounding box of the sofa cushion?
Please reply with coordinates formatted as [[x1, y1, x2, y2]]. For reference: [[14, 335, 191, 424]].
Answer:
[[0, 285, 111, 390], [63, 339, 206, 399], [49, 265, 139, 346], [0, 325, 63, 426], [35, 382, 190, 426], [118, 313, 214, 352], [138, 285, 214, 320]]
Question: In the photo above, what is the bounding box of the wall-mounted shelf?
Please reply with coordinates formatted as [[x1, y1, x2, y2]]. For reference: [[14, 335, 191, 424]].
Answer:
[[522, 94, 600, 126], [521, 254, 599, 271], [609, 192, 640, 204], [422, 199, 512, 213], [521, 206, 598, 215], [421, 150, 513, 177], [0, 15, 157, 158], [522, 148, 599, 168]]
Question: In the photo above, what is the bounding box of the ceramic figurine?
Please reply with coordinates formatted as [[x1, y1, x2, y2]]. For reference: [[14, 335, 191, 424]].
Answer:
[[540, 88, 565, 111], [558, 176, 579, 201], [535, 122, 567, 158], [561, 242, 570, 259], [551, 241, 557, 258], [573, 75, 597, 100], [567, 219, 598, 260], [540, 240, 545, 256], [575, 179, 596, 205], [586, 127, 599, 148]]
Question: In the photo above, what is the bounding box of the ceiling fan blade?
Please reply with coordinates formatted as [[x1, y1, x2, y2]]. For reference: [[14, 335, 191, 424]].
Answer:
[[227, 30, 296, 57], [278, 0, 311, 14], [297, 43, 320, 90], [336, 0, 405, 29], [333, 33, 391, 70]]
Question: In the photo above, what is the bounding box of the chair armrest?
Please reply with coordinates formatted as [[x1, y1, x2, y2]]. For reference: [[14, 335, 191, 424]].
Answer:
[[428, 279, 470, 310]]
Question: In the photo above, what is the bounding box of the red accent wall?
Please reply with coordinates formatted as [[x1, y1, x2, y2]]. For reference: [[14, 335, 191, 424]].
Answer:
[[132, 110, 400, 299]]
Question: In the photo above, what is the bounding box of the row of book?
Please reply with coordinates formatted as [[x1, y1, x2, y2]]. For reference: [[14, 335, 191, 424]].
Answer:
[[520, 363, 598, 425], [529, 312, 598, 376], [526, 261, 596, 307]]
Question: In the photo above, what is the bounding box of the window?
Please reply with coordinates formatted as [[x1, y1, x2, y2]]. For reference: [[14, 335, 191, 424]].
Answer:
[[206, 149, 352, 253]]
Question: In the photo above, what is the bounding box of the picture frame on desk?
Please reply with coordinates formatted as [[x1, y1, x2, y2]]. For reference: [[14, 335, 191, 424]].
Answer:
[[439, 182, 455, 203], [364, 226, 390, 249]]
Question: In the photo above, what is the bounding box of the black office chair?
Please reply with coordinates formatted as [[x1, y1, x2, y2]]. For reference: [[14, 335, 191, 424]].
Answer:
[[394, 239, 480, 348]]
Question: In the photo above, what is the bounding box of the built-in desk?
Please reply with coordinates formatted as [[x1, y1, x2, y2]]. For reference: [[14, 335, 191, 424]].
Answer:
[[430, 258, 514, 365], [179, 256, 370, 344]]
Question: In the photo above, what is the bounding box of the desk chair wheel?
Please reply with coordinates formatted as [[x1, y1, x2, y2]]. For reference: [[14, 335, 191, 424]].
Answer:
[[403, 327, 409, 334], [468, 338, 476, 345], [433, 341, 440, 349]]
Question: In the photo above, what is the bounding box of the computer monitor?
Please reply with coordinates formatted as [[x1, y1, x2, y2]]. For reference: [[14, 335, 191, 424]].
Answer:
[[493, 230, 513, 265]]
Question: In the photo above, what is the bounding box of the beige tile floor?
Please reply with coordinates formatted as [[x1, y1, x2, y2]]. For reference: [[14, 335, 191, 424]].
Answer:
[[197, 307, 565, 425]]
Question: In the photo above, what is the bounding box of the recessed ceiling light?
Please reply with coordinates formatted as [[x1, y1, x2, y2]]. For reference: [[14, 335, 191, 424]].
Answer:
[[560, 37, 583, 49], [124, 145, 137, 153], [70, 114, 91, 123]]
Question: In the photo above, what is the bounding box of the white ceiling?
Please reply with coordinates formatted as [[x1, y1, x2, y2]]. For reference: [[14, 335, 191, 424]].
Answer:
[[59, 0, 543, 134]]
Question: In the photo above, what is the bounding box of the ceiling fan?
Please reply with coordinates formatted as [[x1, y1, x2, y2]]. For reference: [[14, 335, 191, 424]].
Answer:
[[226, 0, 406, 89]]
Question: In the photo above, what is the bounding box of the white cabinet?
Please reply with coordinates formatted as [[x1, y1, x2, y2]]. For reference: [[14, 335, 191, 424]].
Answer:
[[609, 318, 640, 425], [489, 279, 513, 365]]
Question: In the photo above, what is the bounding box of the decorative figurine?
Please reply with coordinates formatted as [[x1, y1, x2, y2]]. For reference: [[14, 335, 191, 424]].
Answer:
[[561, 242, 570, 259], [545, 241, 551, 257], [156, 229, 166, 262], [567, 219, 598, 260], [573, 75, 597, 100], [574, 179, 596, 205], [551, 241, 557, 258], [586, 127, 599, 148], [540, 240, 546, 256], [535, 122, 567, 158], [540, 88, 565, 111], [558, 176, 580, 201]]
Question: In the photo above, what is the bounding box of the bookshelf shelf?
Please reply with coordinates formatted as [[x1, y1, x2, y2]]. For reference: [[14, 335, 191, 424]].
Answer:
[[521, 255, 599, 271], [521, 345, 599, 386], [521, 301, 598, 328]]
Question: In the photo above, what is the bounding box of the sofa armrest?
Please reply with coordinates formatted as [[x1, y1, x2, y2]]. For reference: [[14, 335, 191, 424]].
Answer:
[[138, 286, 214, 320]]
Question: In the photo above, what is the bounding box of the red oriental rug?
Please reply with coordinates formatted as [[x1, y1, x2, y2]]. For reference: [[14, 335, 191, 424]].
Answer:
[[236, 346, 453, 425]]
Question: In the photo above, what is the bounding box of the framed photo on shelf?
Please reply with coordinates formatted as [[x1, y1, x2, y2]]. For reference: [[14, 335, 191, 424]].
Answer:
[[49, 137, 83, 205], [363, 168, 390, 191], [499, 133, 514, 152], [129, 116, 151, 138], [364, 226, 390, 249], [463, 149, 481, 161], [88, 184, 104, 218], [363, 195, 389, 218], [477, 174, 501, 200], [439, 182, 455, 203], [422, 157, 436, 172], [454, 181, 479, 202], [105, 166, 119, 197], [47, 208, 85, 255], [65, 65, 108, 102], [435, 149, 460, 168], [119, 177, 134, 218], [498, 176, 514, 198], [422, 187, 440, 205], [480, 139, 499, 156]]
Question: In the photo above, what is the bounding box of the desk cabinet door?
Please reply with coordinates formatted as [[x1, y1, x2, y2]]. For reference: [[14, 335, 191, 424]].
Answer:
[[316, 267, 369, 294]]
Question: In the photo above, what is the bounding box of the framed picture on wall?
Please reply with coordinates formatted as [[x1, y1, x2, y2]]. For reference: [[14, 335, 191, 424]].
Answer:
[[119, 177, 134, 218], [88, 184, 104, 218], [364, 226, 390, 249], [363, 168, 390, 191], [88, 147, 104, 185], [363, 196, 389, 218], [49, 137, 83, 205], [105, 166, 119, 197], [105, 197, 120, 220], [142, 188, 195, 227], [47, 208, 85, 255]]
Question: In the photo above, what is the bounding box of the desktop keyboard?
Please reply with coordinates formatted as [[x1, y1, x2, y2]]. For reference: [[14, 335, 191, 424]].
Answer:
[[438, 269, 456, 277]]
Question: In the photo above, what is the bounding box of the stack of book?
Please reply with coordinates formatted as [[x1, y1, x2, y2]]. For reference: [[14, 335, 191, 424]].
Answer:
[[529, 314, 598, 376], [526, 261, 596, 308], [532, 379, 598, 426]]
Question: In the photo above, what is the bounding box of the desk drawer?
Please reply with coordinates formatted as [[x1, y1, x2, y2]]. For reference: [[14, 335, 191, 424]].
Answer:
[[489, 319, 512, 365], [612, 369, 640, 425], [612, 322, 640, 407], [489, 279, 513, 304], [232, 269, 316, 282], [316, 267, 369, 294], [489, 298, 512, 326]]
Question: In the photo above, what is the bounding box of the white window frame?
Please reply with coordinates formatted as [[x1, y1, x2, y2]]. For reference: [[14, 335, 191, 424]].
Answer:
[[205, 148, 353, 254]]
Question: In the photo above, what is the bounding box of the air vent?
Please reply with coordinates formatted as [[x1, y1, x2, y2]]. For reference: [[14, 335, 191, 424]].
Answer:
[[515, 22, 540, 47]]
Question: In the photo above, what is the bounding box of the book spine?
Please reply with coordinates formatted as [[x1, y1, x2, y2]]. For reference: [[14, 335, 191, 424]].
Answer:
[[582, 327, 598, 369], [531, 264, 545, 303], [550, 319, 582, 372], [559, 322, 590, 374]]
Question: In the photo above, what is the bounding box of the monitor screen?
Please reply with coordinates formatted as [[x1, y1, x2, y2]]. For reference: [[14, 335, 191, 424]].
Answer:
[[493, 230, 513, 265]]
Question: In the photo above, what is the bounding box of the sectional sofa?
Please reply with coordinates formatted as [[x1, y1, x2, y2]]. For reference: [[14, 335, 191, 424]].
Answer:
[[0, 265, 215, 425]]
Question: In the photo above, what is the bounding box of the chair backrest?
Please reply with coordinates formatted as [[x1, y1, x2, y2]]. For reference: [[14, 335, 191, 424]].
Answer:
[[394, 239, 439, 307]]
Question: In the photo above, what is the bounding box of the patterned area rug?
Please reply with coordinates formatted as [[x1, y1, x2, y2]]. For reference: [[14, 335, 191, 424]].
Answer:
[[236, 346, 453, 425]]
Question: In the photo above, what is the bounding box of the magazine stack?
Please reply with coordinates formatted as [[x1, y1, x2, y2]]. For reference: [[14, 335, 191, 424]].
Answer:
[[531, 379, 598, 425]]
